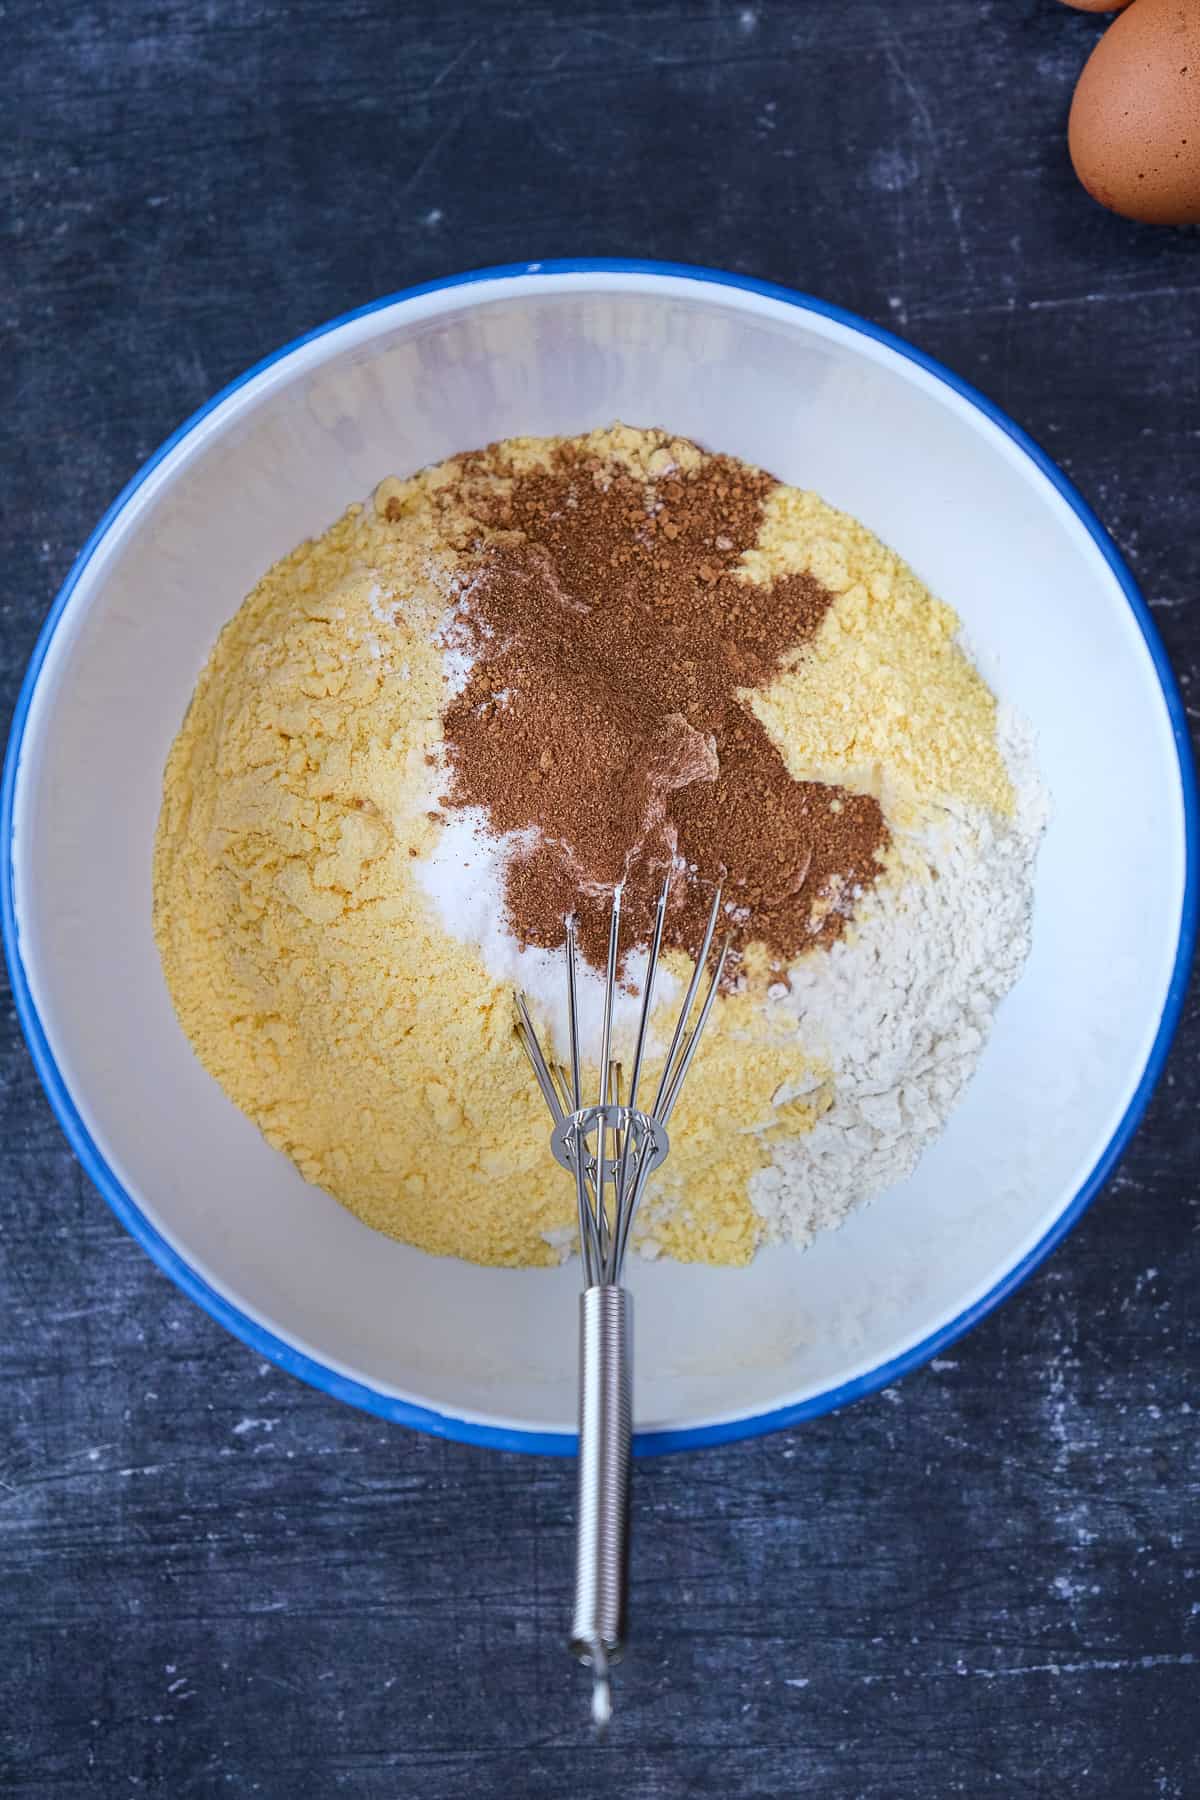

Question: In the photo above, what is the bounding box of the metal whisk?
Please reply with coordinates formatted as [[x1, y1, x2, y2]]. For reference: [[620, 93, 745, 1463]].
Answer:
[[514, 873, 730, 1728]]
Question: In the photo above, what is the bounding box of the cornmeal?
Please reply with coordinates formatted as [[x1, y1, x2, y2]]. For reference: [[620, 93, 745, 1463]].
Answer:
[[743, 486, 1013, 826]]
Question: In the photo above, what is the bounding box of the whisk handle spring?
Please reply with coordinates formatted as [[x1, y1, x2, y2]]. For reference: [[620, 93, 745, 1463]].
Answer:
[[570, 1284, 632, 1678]]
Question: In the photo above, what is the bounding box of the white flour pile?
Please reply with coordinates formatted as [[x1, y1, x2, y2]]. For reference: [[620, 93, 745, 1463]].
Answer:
[[747, 707, 1047, 1248]]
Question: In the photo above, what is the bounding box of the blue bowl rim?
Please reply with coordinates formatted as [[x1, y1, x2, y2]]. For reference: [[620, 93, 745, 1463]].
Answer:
[[3, 257, 1196, 1457]]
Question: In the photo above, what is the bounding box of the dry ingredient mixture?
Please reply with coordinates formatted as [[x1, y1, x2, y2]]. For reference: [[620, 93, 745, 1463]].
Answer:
[[153, 425, 1044, 1268]]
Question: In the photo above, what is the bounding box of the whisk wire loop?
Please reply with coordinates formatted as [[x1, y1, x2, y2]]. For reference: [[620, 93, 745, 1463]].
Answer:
[[517, 875, 729, 1292]]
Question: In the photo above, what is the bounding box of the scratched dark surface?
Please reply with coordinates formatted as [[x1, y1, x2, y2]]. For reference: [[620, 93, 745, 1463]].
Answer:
[[4, 1, 1199, 1794]]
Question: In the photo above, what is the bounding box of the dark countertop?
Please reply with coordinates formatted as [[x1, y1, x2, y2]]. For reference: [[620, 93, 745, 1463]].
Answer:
[[4, 3, 1198, 1794]]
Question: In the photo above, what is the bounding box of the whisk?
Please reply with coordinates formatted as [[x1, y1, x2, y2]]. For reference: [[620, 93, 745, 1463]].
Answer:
[[514, 872, 730, 1728]]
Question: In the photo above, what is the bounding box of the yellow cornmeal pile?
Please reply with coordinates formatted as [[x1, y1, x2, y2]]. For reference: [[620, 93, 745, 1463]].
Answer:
[[743, 487, 1013, 827], [154, 425, 1010, 1268]]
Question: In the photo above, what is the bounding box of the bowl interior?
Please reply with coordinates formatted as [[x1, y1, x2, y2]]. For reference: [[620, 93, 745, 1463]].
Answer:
[[9, 271, 1190, 1445]]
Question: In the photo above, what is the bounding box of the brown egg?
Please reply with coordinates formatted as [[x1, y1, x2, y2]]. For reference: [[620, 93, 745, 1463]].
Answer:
[[1058, 2, 1132, 12], [1068, 0, 1200, 223]]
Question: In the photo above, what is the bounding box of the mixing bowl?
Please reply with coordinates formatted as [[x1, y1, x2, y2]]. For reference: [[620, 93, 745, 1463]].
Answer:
[[3, 261, 1194, 1452]]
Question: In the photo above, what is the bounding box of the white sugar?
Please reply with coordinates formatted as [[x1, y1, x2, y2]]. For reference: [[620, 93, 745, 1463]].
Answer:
[[413, 807, 679, 1060]]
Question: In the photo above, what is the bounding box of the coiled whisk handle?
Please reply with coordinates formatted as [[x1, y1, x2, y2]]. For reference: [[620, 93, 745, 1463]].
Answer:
[[570, 1284, 631, 1725]]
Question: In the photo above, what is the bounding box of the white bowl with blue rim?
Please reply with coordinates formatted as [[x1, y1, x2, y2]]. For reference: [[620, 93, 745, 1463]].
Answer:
[[4, 261, 1194, 1452]]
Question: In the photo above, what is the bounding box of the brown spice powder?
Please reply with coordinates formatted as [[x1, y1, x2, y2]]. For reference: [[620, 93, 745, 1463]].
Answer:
[[433, 442, 889, 972]]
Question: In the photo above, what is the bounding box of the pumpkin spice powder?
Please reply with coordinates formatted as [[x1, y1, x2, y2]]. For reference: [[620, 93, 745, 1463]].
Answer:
[[433, 444, 889, 974]]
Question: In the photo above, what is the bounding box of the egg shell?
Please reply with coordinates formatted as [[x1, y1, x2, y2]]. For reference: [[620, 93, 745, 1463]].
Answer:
[[1058, 2, 1132, 13], [1068, 0, 1200, 224]]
